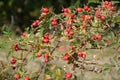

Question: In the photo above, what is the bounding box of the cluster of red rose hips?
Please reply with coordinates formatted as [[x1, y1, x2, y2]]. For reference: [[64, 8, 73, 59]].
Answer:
[[63, 51, 86, 61], [102, 1, 115, 11], [10, 58, 30, 80], [42, 8, 49, 16], [91, 34, 103, 41], [51, 18, 58, 27], [62, 8, 71, 16], [65, 28, 74, 37], [31, 20, 40, 28], [14, 44, 20, 51], [44, 53, 49, 63], [15, 74, 30, 80], [43, 34, 50, 43]]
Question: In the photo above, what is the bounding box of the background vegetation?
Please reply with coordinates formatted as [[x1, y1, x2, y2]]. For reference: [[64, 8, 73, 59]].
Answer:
[[0, 0, 120, 34]]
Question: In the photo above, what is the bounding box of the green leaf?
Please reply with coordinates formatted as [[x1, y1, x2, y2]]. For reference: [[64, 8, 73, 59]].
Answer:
[[117, 37, 120, 43], [103, 68, 111, 73], [39, 27, 45, 37], [110, 32, 115, 41], [18, 67, 25, 77], [0, 42, 7, 49], [112, 77, 117, 80], [103, 63, 113, 67], [117, 68, 120, 74], [0, 1, 4, 7], [3, 27, 12, 37], [113, 17, 120, 23], [29, 53, 36, 61], [55, 68, 62, 77]]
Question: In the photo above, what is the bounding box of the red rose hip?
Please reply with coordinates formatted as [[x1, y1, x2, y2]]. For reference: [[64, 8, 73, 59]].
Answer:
[[10, 58, 17, 64], [63, 55, 70, 60], [77, 8, 83, 12], [15, 74, 20, 79], [24, 77, 30, 80], [65, 73, 72, 79], [42, 8, 49, 13]]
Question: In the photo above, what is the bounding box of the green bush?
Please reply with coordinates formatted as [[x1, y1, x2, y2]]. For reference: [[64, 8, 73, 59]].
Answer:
[[0, 1, 120, 80]]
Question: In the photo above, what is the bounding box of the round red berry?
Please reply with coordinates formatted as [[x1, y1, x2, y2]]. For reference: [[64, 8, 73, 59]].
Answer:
[[24, 77, 30, 80], [65, 73, 72, 79], [52, 18, 57, 22], [44, 53, 49, 58], [42, 8, 49, 13], [69, 14, 75, 19], [91, 35, 97, 40], [10, 58, 17, 64], [81, 15, 86, 20], [22, 32, 27, 38], [77, 8, 83, 12], [43, 39, 49, 43], [63, 55, 70, 60], [100, 16, 106, 20], [80, 53, 86, 59], [63, 8, 69, 13], [15, 74, 20, 79], [87, 16, 92, 21], [35, 20, 40, 24], [14, 44, 20, 51], [87, 8, 92, 12], [102, 4, 107, 8], [32, 22, 38, 27], [110, 6, 115, 11], [44, 34, 49, 39], [84, 5, 89, 11], [96, 34, 102, 40], [103, 24, 108, 29], [44, 54, 49, 63], [77, 52, 86, 59], [52, 21, 58, 26], [109, 2, 113, 7], [105, 1, 109, 5]]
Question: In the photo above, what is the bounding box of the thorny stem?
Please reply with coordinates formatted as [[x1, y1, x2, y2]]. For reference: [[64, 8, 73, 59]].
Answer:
[[37, 62, 46, 79], [37, 40, 61, 79], [50, 40, 61, 55], [106, 22, 117, 39], [0, 60, 5, 69], [0, 60, 5, 79], [22, 50, 31, 62]]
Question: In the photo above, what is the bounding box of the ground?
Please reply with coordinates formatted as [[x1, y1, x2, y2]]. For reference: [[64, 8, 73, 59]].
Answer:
[[0, 36, 120, 80]]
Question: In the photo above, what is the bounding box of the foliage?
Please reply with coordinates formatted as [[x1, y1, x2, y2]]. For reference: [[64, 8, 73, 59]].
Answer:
[[0, 1, 120, 80], [0, 0, 120, 33]]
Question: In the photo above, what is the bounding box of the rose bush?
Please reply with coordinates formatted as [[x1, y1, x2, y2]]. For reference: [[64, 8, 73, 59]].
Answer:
[[0, 1, 120, 80]]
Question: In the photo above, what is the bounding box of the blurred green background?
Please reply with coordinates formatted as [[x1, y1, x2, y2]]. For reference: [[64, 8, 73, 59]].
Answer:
[[0, 0, 120, 35]]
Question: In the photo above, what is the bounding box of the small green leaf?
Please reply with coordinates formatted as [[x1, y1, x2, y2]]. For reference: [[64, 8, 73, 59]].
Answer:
[[39, 27, 45, 37], [55, 68, 62, 77], [103, 68, 111, 73], [112, 77, 117, 80], [110, 32, 115, 41], [117, 37, 120, 43], [117, 68, 120, 74]]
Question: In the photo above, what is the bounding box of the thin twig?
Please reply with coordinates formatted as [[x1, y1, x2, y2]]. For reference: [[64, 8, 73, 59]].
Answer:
[[50, 40, 61, 55]]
